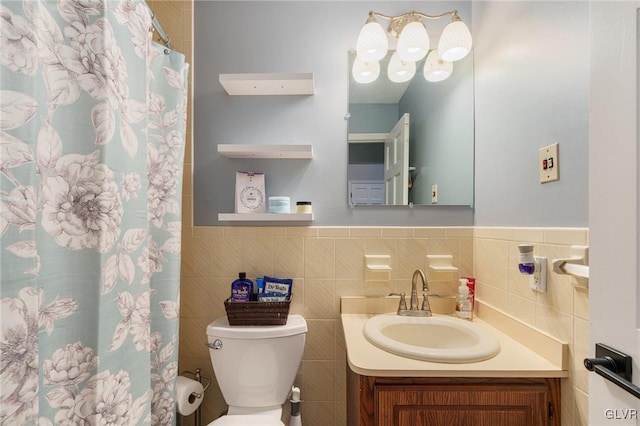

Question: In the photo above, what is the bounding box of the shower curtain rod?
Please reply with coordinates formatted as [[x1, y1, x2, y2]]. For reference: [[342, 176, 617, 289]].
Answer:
[[146, 3, 173, 51]]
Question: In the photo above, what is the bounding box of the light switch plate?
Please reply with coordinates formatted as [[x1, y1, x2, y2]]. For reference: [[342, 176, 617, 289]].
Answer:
[[431, 184, 438, 203], [539, 143, 559, 183]]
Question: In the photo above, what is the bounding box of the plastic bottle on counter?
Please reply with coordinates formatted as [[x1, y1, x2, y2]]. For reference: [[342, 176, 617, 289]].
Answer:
[[455, 278, 473, 320], [462, 276, 476, 311]]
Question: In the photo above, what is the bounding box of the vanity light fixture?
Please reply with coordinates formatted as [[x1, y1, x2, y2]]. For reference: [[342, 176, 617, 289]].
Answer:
[[396, 18, 430, 62], [355, 13, 389, 62], [438, 15, 473, 61], [423, 49, 453, 82], [352, 56, 381, 84], [354, 10, 472, 84], [387, 51, 416, 83]]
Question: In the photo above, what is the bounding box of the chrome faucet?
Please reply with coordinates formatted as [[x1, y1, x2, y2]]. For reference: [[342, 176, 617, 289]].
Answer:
[[389, 269, 432, 316]]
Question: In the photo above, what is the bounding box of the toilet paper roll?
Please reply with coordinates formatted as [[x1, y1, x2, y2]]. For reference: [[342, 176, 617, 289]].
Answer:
[[176, 376, 204, 416]]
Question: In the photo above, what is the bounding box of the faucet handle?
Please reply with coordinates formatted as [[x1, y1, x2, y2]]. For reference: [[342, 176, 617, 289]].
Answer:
[[389, 292, 407, 313], [421, 292, 432, 315]]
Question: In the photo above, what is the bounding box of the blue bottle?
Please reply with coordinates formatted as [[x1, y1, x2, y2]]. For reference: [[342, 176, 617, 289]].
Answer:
[[231, 272, 253, 302], [256, 277, 265, 295]]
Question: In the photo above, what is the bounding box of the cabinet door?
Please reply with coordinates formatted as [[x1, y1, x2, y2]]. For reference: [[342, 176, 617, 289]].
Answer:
[[349, 181, 384, 205], [376, 384, 551, 426]]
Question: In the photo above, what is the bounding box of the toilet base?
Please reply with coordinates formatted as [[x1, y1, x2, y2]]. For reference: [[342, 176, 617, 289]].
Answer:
[[209, 414, 284, 426]]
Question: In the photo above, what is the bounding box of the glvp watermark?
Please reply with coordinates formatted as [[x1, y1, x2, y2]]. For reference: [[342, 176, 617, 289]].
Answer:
[[605, 409, 638, 420]]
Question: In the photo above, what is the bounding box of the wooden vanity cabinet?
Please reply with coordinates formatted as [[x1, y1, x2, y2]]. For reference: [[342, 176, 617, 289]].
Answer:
[[348, 370, 561, 426]]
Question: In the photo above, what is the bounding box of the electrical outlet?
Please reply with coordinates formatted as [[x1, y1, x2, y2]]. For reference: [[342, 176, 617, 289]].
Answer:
[[539, 143, 559, 183], [530, 256, 547, 292], [431, 184, 438, 203]]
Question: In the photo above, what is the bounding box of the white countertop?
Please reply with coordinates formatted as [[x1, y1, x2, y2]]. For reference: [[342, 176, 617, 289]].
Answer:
[[341, 297, 569, 378]]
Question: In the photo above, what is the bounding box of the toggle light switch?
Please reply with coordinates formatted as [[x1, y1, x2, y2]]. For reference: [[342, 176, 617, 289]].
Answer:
[[539, 142, 559, 184]]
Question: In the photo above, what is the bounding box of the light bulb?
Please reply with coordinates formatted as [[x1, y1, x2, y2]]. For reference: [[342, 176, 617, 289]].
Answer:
[[423, 50, 452, 82], [438, 19, 472, 62], [396, 21, 429, 62], [352, 57, 380, 84], [356, 18, 389, 62], [387, 51, 416, 83]]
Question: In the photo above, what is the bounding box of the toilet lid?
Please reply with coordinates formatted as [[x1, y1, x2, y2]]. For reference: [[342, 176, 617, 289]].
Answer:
[[209, 415, 284, 426], [207, 314, 307, 339]]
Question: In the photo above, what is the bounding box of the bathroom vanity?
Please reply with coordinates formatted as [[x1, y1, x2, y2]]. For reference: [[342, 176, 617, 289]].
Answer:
[[341, 297, 567, 426], [347, 373, 560, 426]]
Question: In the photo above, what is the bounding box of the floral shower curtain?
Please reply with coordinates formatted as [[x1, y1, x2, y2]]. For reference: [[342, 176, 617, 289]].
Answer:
[[0, 0, 188, 424]]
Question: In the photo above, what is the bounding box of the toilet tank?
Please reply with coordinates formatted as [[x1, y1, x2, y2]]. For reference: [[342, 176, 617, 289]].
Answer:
[[206, 315, 307, 408]]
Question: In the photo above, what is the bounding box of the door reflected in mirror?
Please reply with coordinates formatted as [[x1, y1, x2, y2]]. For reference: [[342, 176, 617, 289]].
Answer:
[[347, 50, 475, 206]]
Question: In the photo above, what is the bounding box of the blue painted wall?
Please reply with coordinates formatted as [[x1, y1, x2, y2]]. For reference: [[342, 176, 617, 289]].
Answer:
[[472, 1, 588, 226], [193, 1, 588, 227]]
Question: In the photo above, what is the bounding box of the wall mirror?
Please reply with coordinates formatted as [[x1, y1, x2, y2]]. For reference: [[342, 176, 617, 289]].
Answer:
[[347, 49, 475, 206]]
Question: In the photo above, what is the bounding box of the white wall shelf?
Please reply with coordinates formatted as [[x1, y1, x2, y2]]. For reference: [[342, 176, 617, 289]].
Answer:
[[219, 73, 315, 96], [218, 143, 314, 224], [218, 144, 313, 159], [218, 213, 313, 222], [347, 133, 388, 144]]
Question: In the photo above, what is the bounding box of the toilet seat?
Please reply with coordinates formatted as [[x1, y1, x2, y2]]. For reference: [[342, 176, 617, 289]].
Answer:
[[209, 415, 284, 426]]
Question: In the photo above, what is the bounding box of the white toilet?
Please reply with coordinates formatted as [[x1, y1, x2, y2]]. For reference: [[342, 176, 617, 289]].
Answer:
[[206, 315, 307, 426]]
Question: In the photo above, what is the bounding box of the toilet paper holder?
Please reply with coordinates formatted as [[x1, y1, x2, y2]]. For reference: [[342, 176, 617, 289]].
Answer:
[[181, 369, 211, 399]]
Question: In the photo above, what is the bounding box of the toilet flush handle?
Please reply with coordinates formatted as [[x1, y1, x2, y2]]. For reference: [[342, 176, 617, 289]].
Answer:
[[207, 339, 223, 350]]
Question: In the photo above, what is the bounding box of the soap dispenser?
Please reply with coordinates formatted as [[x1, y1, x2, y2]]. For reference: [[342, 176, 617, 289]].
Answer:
[[455, 278, 473, 320]]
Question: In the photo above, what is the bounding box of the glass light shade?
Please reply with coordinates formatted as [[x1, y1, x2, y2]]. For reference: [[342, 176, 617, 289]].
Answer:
[[387, 51, 416, 83], [423, 50, 453, 82], [352, 57, 380, 84], [438, 20, 472, 62], [396, 21, 429, 62], [356, 20, 389, 62]]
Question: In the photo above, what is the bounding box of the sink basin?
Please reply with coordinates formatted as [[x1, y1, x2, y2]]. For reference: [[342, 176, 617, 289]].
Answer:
[[363, 314, 501, 363]]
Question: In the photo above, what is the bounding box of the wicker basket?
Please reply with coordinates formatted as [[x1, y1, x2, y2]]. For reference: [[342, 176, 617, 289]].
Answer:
[[224, 297, 291, 326]]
